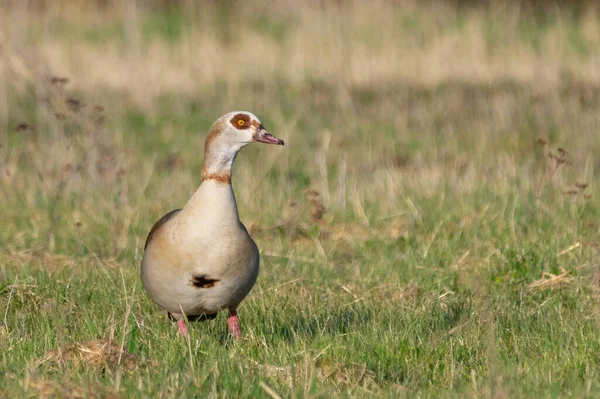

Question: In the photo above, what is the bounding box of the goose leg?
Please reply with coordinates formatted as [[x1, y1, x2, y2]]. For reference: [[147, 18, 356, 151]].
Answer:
[[169, 312, 188, 336], [227, 309, 242, 339], [177, 319, 188, 336]]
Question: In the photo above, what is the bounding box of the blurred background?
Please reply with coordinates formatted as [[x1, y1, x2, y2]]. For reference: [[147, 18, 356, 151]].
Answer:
[[1, 1, 600, 396], [2, 0, 598, 257]]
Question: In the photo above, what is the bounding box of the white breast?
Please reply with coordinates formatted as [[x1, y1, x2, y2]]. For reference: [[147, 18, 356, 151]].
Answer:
[[141, 180, 259, 317]]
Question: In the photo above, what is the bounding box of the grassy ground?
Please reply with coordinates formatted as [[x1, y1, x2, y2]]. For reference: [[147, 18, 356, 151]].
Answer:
[[1, 1, 600, 397]]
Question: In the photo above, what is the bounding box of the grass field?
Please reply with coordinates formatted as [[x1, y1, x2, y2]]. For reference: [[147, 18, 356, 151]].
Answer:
[[2, 1, 600, 397]]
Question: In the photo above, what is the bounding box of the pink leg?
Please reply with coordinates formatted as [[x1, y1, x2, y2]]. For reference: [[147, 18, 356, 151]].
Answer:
[[227, 310, 242, 339], [177, 319, 188, 336]]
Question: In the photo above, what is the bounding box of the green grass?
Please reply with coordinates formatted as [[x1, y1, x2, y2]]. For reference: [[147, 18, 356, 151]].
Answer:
[[2, 1, 600, 397]]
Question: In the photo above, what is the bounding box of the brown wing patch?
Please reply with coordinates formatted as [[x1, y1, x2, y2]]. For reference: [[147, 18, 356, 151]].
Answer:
[[189, 275, 220, 289], [144, 209, 182, 250], [230, 113, 251, 130]]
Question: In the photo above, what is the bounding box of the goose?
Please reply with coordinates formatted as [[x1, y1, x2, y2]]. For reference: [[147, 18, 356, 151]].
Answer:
[[141, 111, 284, 339]]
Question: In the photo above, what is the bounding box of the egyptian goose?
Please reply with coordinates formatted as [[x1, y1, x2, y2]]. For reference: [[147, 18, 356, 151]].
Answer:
[[141, 111, 284, 339]]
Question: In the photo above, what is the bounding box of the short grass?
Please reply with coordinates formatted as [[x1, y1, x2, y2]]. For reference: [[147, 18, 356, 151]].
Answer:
[[1, 1, 600, 397]]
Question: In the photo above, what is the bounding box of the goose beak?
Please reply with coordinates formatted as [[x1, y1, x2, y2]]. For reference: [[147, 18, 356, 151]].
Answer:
[[254, 126, 284, 146]]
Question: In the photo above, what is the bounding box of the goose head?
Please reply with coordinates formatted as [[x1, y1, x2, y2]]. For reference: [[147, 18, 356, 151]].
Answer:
[[201, 111, 284, 183]]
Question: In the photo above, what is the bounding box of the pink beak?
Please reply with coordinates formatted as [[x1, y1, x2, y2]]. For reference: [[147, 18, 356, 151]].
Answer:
[[254, 126, 284, 146]]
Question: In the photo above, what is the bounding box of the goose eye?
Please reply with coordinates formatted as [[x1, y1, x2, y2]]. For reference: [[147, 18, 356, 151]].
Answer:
[[237, 120, 245, 126]]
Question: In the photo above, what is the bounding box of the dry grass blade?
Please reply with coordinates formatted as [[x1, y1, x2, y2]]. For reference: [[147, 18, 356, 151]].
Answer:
[[32, 339, 154, 372], [557, 242, 581, 257], [3, 274, 18, 329], [528, 269, 572, 292], [27, 378, 93, 399], [259, 381, 282, 399]]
